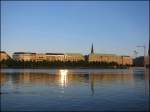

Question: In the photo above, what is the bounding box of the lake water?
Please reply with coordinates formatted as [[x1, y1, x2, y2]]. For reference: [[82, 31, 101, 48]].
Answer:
[[0, 68, 149, 111]]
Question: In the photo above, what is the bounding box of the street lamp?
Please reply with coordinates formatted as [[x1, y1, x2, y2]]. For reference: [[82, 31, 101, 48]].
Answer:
[[136, 45, 146, 68], [133, 50, 138, 58]]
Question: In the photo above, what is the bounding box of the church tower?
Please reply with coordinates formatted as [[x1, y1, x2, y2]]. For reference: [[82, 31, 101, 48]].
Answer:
[[91, 43, 94, 54]]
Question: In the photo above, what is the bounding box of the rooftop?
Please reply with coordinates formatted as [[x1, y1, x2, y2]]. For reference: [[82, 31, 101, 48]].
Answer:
[[14, 52, 36, 54], [0, 51, 6, 53], [65, 53, 83, 56], [45, 53, 64, 55], [89, 53, 117, 56], [121, 55, 131, 57]]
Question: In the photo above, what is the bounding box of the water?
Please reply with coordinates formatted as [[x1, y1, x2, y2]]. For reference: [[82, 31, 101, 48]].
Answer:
[[0, 68, 149, 111]]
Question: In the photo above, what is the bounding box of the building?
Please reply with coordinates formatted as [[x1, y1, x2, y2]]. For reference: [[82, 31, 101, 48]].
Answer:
[[13, 52, 36, 61], [12, 52, 85, 62], [35, 53, 47, 61], [88, 53, 132, 65], [45, 53, 64, 61], [64, 53, 85, 62], [88, 53, 117, 63], [88, 44, 133, 65], [0, 51, 11, 61], [88, 44, 119, 63], [13, 52, 65, 62], [10, 43, 133, 65], [13, 52, 47, 62], [121, 56, 133, 65]]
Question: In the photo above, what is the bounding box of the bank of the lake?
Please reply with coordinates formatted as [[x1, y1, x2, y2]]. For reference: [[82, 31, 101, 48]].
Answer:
[[0, 60, 131, 69], [1, 66, 130, 69]]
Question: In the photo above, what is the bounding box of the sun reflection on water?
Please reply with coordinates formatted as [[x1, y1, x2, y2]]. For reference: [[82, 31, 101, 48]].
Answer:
[[59, 69, 68, 88]]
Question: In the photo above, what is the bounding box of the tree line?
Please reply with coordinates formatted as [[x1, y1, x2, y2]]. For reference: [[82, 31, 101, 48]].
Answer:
[[0, 59, 130, 68]]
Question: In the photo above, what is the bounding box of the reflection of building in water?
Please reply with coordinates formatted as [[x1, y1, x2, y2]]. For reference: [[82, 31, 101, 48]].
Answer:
[[144, 68, 149, 94], [0, 51, 11, 61], [88, 71, 135, 95], [89, 73, 94, 96], [1, 69, 137, 89], [19, 72, 31, 83], [1, 72, 58, 85], [0, 73, 8, 85], [89, 73, 134, 82]]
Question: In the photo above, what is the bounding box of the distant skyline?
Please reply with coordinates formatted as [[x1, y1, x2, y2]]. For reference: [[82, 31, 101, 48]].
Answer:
[[1, 1, 149, 57]]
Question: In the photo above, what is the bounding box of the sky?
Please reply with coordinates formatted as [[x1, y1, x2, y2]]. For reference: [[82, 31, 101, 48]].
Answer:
[[1, 1, 149, 57]]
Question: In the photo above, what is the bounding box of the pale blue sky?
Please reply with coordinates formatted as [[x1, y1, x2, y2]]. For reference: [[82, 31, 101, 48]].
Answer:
[[1, 1, 149, 57]]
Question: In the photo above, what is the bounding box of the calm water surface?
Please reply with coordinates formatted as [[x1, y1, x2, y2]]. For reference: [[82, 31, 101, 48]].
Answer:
[[0, 68, 149, 111]]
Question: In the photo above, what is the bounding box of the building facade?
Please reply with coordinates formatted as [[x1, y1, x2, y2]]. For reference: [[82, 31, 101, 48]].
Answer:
[[0, 51, 10, 61], [46, 53, 65, 61], [12, 52, 85, 62], [10, 43, 133, 65], [13, 52, 48, 61], [121, 56, 133, 65], [13, 52, 36, 61], [64, 53, 85, 62], [88, 54, 117, 63], [35, 53, 47, 61], [88, 54, 132, 65], [88, 44, 133, 65]]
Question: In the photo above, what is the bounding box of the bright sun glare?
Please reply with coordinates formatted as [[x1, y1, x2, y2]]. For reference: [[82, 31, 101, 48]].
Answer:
[[59, 70, 68, 87]]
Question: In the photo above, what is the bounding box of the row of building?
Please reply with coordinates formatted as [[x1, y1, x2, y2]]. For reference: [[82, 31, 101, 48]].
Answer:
[[0, 51, 133, 65], [0, 44, 134, 65], [12, 52, 85, 62]]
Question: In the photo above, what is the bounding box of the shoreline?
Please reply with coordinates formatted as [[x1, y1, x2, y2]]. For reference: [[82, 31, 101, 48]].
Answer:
[[0, 66, 130, 69]]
